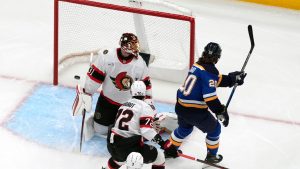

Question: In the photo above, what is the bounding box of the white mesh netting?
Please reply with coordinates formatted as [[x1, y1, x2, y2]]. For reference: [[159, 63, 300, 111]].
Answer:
[[57, 0, 194, 83]]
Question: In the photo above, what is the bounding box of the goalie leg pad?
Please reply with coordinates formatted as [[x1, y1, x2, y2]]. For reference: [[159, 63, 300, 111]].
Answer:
[[83, 113, 95, 141], [94, 121, 109, 137]]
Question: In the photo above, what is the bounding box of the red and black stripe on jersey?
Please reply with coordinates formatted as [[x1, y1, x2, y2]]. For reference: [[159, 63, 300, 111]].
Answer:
[[87, 64, 105, 84], [143, 76, 151, 89], [143, 76, 152, 99], [140, 116, 154, 128]]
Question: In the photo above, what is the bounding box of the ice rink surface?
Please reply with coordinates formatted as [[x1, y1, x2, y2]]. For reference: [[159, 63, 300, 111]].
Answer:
[[0, 0, 300, 168]]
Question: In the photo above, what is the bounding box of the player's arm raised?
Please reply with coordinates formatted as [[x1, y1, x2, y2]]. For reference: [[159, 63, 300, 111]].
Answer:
[[84, 52, 107, 94], [72, 51, 106, 116]]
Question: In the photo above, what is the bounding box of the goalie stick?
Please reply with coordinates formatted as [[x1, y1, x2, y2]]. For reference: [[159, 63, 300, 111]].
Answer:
[[178, 150, 229, 169], [80, 108, 86, 152], [74, 75, 86, 152], [75, 52, 94, 152], [225, 25, 255, 109]]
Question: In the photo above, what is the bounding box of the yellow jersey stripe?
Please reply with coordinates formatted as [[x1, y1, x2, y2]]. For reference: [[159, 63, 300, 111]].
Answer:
[[170, 137, 182, 147], [194, 63, 205, 70], [206, 143, 219, 149], [217, 74, 222, 87], [178, 100, 208, 109], [204, 96, 218, 102]]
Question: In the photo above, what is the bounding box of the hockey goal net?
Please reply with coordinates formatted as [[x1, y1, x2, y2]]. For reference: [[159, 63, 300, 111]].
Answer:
[[54, 0, 195, 85]]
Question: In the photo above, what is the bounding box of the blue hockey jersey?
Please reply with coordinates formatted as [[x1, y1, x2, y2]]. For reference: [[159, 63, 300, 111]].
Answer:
[[177, 63, 222, 109]]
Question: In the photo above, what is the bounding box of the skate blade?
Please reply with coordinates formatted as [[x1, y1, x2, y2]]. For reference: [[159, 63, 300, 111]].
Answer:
[[202, 163, 225, 169], [202, 164, 211, 169]]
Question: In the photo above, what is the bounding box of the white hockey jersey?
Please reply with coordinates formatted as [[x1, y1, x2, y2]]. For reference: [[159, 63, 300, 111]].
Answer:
[[84, 48, 152, 104], [111, 98, 157, 141]]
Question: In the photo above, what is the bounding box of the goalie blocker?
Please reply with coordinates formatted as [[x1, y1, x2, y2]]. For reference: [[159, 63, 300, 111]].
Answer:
[[72, 84, 92, 116]]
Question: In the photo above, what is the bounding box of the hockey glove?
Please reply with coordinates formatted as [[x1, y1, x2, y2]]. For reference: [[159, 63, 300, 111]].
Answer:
[[216, 105, 229, 127], [152, 134, 178, 158], [162, 140, 179, 158], [228, 71, 247, 87], [72, 84, 92, 116]]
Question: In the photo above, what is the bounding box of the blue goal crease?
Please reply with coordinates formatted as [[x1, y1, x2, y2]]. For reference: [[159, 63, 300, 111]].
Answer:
[[4, 84, 175, 156]]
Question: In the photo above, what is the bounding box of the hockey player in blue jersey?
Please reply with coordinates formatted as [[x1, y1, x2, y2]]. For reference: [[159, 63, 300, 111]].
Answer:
[[164, 42, 246, 163]]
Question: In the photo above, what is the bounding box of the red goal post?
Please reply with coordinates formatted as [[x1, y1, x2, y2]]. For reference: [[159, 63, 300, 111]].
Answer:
[[54, 0, 195, 85]]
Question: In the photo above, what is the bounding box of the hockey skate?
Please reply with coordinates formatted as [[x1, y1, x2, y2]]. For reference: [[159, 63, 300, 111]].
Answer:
[[202, 153, 223, 169], [205, 153, 223, 163]]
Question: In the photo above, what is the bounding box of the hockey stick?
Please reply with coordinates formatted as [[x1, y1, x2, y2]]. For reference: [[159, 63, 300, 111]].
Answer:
[[77, 52, 94, 152], [178, 150, 229, 169], [225, 25, 255, 109], [80, 108, 86, 152], [74, 75, 86, 152]]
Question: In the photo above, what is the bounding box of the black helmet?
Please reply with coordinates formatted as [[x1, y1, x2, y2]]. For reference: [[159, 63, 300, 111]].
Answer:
[[199, 42, 222, 64]]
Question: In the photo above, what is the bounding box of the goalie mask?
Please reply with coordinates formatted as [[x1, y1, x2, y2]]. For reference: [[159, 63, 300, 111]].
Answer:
[[199, 42, 222, 64], [120, 33, 140, 56]]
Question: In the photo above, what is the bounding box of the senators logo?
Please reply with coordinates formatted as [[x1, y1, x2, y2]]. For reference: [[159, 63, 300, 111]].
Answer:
[[110, 72, 133, 91]]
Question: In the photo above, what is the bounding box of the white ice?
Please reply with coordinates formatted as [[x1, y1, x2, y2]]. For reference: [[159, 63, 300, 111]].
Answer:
[[1, 0, 300, 168]]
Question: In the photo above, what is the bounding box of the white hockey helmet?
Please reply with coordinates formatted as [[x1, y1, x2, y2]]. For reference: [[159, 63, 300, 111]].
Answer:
[[130, 81, 146, 97], [126, 152, 144, 169]]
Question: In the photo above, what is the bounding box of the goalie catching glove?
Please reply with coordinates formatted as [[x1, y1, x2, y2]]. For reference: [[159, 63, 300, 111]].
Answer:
[[72, 84, 92, 116]]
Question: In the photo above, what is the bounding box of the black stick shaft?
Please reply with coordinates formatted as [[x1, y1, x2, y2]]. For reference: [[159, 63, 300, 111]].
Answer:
[[79, 109, 86, 152], [226, 25, 255, 109], [74, 75, 85, 152]]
